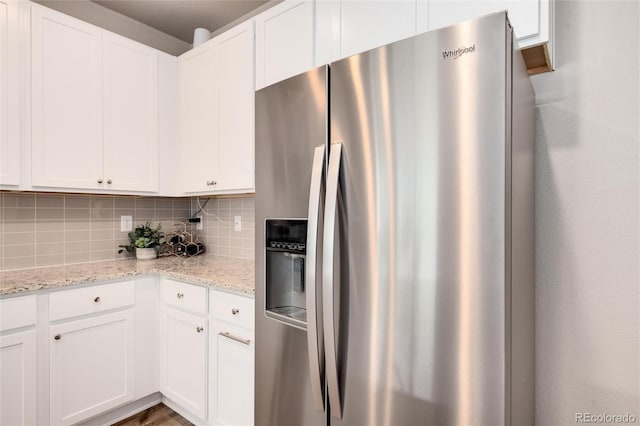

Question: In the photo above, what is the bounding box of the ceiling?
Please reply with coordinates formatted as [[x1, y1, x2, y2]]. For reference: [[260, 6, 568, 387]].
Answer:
[[90, 0, 270, 43]]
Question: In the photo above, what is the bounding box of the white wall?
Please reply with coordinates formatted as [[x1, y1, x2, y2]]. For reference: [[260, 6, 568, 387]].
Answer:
[[531, 0, 639, 424]]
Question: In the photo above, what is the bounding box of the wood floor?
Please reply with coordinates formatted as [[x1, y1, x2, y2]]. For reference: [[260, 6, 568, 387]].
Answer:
[[113, 404, 192, 426]]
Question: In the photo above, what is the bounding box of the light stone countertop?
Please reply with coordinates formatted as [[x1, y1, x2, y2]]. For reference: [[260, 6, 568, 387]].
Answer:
[[0, 254, 255, 297]]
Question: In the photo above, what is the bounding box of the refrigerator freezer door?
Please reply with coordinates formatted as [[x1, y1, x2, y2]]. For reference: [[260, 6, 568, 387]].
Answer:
[[328, 13, 509, 426], [255, 66, 328, 426]]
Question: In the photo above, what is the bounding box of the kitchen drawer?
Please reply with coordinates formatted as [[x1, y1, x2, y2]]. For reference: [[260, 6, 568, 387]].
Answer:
[[49, 281, 135, 321], [0, 295, 37, 331], [161, 279, 208, 315], [210, 290, 254, 330]]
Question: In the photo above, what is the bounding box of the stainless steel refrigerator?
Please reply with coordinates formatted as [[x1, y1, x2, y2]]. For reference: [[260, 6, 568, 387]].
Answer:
[[255, 12, 534, 426]]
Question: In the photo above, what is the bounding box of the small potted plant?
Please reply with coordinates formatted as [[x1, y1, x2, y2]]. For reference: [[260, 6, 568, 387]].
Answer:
[[118, 221, 164, 260]]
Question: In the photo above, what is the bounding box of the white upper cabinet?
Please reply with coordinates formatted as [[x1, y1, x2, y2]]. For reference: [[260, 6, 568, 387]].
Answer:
[[0, 0, 20, 187], [103, 32, 159, 192], [31, 4, 104, 190], [418, 0, 554, 70], [31, 4, 161, 193], [178, 20, 254, 194], [178, 38, 217, 193], [255, 0, 314, 90], [216, 21, 254, 192], [316, 0, 417, 64]]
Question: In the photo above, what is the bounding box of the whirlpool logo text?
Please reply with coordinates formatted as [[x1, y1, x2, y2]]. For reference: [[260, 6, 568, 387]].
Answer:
[[441, 44, 476, 60]]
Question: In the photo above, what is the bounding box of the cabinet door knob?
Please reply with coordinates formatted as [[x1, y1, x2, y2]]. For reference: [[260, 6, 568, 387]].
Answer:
[[54, 334, 61, 340], [107, 179, 112, 184], [231, 308, 239, 315], [94, 296, 101, 303], [206, 180, 211, 186], [97, 178, 103, 184], [177, 293, 184, 299], [196, 326, 204, 333]]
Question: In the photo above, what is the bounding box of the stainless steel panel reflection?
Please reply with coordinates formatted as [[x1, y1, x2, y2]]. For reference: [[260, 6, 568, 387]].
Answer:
[[329, 13, 509, 426], [255, 66, 328, 426]]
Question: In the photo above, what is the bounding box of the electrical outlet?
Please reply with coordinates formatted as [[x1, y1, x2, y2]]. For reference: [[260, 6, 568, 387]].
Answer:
[[234, 215, 241, 232], [120, 215, 132, 232], [196, 215, 203, 230]]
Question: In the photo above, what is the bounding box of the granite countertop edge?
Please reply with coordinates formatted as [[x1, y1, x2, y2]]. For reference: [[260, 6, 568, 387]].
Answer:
[[0, 255, 255, 297]]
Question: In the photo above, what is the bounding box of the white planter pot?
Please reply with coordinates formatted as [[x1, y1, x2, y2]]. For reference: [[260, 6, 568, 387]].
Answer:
[[136, 247, 157, 260]]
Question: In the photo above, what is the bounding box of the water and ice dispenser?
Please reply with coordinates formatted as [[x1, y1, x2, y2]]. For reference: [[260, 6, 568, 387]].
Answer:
[[265, 219, 308, 329]]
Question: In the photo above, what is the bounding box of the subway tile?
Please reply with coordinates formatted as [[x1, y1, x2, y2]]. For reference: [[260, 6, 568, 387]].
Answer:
[[65, 196, 91, 208], [64, 241, 87, 253], [91, 250, 115, 262], [65, 208, 90, 220], [229, 198, 243, 209], [229, 238, 243, 249], [91, 219, 116, 230], [65, 220, 90, 231], [155, 209, 172, 220], [36, 254, 65, 267], [36, 243, 63, 256], [36, 195, 64, 208], [90, 229, 113, 241], [173, 198, 191, 210], [3, 244, 36, 258], [114, 197, 135, 209], [36, 231, 64, 244], [134, 208, 155, 220], [155, 198, 173, 209], [229, 246, 243, 258], [242, 247, 255, 259], [3, 194, 35, 208], [241, 209, 255, 220], [3, 207, 36, 220], [65, 252, 91, 264], [218, 199, 231, 210], [135, 198, 155, 209], [114, 208, 135, 218], [3, 256, 35, 270], [65, 230, 90, 242], [92, 239, 116, 251], [91, 206, 114, 219], [218, 246, 230, 257], [4, 232, 35, 245], [242, 197, 255, 209], [4, 220, 36, 233], [36, 208, 64, 220], [91, 197, 114, 211], [36, 220, 64, 232]]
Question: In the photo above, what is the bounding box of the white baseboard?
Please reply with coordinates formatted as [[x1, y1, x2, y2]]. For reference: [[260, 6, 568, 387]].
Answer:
[[162, 395, 208, 425], [79, 393, 163, 426]]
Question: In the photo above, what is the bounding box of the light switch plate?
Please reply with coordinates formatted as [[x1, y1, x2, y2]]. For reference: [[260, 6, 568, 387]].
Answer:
[[196, 215, 203, 230], [120, 215, 133, 232], [234, 215, 241, 232]]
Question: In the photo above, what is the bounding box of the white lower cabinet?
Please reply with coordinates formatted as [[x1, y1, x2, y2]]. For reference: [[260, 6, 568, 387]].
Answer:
[[0, 330, 37, 426], [209, 289, 255, 426], [160, 307, 208, 421], [209, 322, 254, 426], [49, 309, 135, 425]]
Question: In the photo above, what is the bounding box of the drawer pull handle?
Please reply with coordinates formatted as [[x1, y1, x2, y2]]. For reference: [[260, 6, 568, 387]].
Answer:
[[196, 326, 204, 333], [54, 334, 61, 340], [94, 296, 101, 303], [231, 308, 239, 315], [177, 293, 184, 299], [219, 332, 251, 346]]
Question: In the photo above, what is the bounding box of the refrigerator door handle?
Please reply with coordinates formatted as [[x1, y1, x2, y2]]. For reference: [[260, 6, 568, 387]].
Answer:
[[323, 142, 343, 418], [306, 145, 326, 411]]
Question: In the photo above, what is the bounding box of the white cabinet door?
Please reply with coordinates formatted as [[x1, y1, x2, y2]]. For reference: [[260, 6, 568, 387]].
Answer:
[[31, 4, 104, 190], [422, 0, 548, 48], [160, 307, 208, 420], [50, 309, 135, 426], [0, 0, 19, 186], [103, 32, 159, 193], [255, 0, 314, 90], [0, 330, 36, 426], [340, 0, 416, 58], [209, 322, 254, 426], [216, 20, 254, 193], [178, 40, 218, 193]]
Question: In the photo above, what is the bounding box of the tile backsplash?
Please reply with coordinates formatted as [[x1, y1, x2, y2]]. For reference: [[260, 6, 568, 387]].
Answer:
[[0, 192, 255, 271], [189, 196, 255, 260]]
